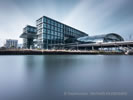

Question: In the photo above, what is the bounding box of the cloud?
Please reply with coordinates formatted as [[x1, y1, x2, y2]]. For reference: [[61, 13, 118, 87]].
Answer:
[[63, 0, 127, 36], [0, 0, 133, 46], [0, 0, 34, 45]]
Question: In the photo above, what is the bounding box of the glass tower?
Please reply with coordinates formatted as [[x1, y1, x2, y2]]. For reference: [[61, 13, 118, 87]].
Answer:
[[36, 16, 88, 49]]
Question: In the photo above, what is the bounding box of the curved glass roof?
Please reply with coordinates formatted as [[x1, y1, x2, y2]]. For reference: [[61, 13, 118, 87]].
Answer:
[[77, 33, 124, 43]]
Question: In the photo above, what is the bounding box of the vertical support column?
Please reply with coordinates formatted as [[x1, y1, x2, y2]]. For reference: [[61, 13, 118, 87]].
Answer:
[[92, 46, 94, 51], [77, 42, 79, 51]]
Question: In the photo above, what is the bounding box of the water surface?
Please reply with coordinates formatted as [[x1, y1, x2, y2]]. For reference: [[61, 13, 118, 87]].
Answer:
[[0, 55, 133, 100]]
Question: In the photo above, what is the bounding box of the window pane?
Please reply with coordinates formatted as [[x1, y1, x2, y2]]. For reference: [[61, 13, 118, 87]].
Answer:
[[51, 26, 54, 30], [58, 32, 60, 36], [55, 22, 57, 27], [43, 28, 47, 33], [51, 20, 54, 25], [55, 31, 57, 35], [47, 24, 50, 29], [43, 34, 47, 39], [51, 30, 54, 35], [47, 35, 51, 39], [47, 29, 50, 34], [55, 27, 57, 31], [61, 29, 63, 32], [43, 17, 46, 22], [61, 24, 63, 28], [44, 23, 47, 28], [47, 19, 50, 24], [58, 28, 60, 32], [58, 23, 60, 27]]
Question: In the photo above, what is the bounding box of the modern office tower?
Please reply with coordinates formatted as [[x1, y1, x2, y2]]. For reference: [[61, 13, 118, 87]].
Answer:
[[5, 39, 18, 48], [20, 25, 37, 49], [36, 16, 88, 49]]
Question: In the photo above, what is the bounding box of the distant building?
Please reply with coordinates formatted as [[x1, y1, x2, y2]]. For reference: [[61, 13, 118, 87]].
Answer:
[[5, 39, 18, 48]]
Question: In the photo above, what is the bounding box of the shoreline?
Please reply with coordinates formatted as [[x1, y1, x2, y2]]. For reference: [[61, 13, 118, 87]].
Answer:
[[0, 49, 126, 55]]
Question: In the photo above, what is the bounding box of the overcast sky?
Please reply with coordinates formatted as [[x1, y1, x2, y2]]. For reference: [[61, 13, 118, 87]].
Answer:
[[0, 0, 133, 46]]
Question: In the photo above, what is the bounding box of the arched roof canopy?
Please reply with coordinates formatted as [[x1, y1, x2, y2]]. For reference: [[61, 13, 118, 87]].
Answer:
[[77, 33, 124, 43], [104, 33, 124, 42]]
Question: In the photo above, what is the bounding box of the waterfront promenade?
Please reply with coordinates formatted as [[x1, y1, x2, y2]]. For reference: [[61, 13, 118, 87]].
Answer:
[[1, 41, 133, 55], [0, 49, 125, 55]]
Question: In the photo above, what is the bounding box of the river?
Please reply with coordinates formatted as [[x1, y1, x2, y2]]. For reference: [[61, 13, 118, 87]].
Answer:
[[0, 55, 133, 100]]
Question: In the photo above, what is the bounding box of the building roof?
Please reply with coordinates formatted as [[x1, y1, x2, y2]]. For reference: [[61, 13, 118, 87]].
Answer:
[[77, 33, 124, 43], [20, 33, 37, 39]]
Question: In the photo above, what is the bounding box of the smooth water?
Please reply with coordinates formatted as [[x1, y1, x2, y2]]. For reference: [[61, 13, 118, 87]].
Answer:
[[0, 55, 133, 100]]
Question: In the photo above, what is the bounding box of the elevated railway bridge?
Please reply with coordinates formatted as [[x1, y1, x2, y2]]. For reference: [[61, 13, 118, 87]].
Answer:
[[52, 41, 133, 51]]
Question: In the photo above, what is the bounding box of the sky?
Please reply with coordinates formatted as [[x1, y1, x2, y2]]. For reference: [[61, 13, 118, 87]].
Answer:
[[0, 0, 133, 46]]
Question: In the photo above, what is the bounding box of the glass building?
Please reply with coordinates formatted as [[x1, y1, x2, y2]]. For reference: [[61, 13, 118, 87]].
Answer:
[[77, 33, 124, 43], [36, 16, 88, 49], [20, 25, 37, 49]]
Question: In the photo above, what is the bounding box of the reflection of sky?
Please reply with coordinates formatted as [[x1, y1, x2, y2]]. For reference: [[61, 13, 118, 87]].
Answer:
[[0, 55, 133, 99], [0, 0, 133, 45]]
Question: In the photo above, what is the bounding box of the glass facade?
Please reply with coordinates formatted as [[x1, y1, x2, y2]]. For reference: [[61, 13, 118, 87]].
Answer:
[[36, 16, 88, 49], [20, 25, 37, 49], [23, 25, 37, 34], [77, 33, 124, 43]]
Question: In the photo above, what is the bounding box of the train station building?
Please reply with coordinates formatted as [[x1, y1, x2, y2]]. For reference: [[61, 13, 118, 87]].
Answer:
[[20, 16, 124, 49]]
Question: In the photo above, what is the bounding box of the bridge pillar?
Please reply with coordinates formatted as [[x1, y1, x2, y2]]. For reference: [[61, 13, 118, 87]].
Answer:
[[92, 46, 94, 50]]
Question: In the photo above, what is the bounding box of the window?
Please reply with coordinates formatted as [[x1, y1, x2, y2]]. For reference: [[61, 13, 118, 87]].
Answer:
[[58, 23, 60, 27], [55, 22, 57, 27], [58, 28, 60, 32], [51, 30, 54, 35], [47, 19, 50, 24], [69, 28, 71, 32], [55, 31, 57, 35], [43, 28, 47, 33], [44, 23, 47, 28], [51, 20, 54, 25], [72, 33, 73, 36], [61, 24, 63, 28], [47, 24, 50, 29], [54, 36, 57, 40], [34, 29, 37, 33], [47, 35, 51, 39], [58, 32, 61, 36], [43, 17, 47, 23], [47, 29, 50, 34], [51, 35, 54, 40], [29, 28, 32, 32], [61, 34, 63, 37], [61, 28, 63, 33], [43, 34, 47, 39], [55, 27, 57, 31], [51, 26, 54, 30], [57, 36, 61, 39]]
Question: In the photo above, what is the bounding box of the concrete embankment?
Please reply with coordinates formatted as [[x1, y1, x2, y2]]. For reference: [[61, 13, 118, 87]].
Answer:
[[0, 49, 125, 55]]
